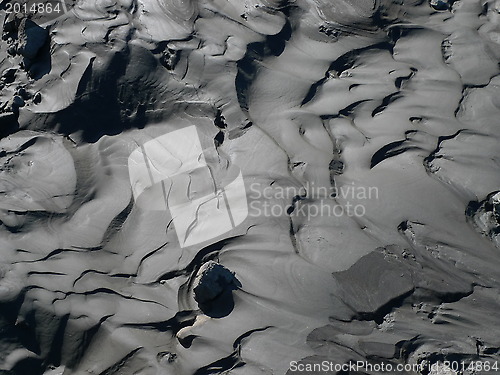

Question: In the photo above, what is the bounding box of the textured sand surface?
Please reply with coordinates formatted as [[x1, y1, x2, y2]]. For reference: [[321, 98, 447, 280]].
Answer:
[[0, 0, 499, 374]]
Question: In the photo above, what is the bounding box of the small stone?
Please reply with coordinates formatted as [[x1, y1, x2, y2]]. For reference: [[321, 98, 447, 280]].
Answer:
[[157, 351, 177, 365], [16, 87, 31, 100], [17, 18, 48, 60], [160, 48, 179, 70], [0, 112, 19, 137], [1, 68, 17, 83], [430, 0, 452, 10], [490, 192, 500, 206], [2, 13, 23, 34]]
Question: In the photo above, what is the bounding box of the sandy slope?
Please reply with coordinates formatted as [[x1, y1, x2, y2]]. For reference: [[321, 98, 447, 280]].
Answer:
[[0, 0, 499, 374]]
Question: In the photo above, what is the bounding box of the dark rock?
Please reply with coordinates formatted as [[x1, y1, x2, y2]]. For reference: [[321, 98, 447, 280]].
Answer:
[[1, 68, 17, 84], [329, 159, 344, 176], [7, 45, 17, 56], [0, 112, 19, 137], [2, 13, 23, 35], [466, 191, 500, 248], [12, 96, 25, 109], [319, 25, 340, 39], [192, 261, 241, 318], [333, 251, 415, 322], [16, 87, 31, 100], [193, 261, 239, 305], [160, 48, 179, 70], [157, 351, 177, 365], [430, 0, 452, 10], [17, 18, 49, 60], [214, 131, 224, 147]]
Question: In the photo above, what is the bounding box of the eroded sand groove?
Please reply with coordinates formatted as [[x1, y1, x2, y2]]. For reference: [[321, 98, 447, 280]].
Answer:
[[0, 0, 499, 374]]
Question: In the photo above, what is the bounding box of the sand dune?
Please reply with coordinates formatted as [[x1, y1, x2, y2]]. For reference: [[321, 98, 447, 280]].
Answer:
[[0, 0, 499, 374]]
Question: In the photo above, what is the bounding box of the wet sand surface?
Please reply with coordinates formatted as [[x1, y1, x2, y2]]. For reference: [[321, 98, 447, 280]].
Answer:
[[0, 0, 499, 374]]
